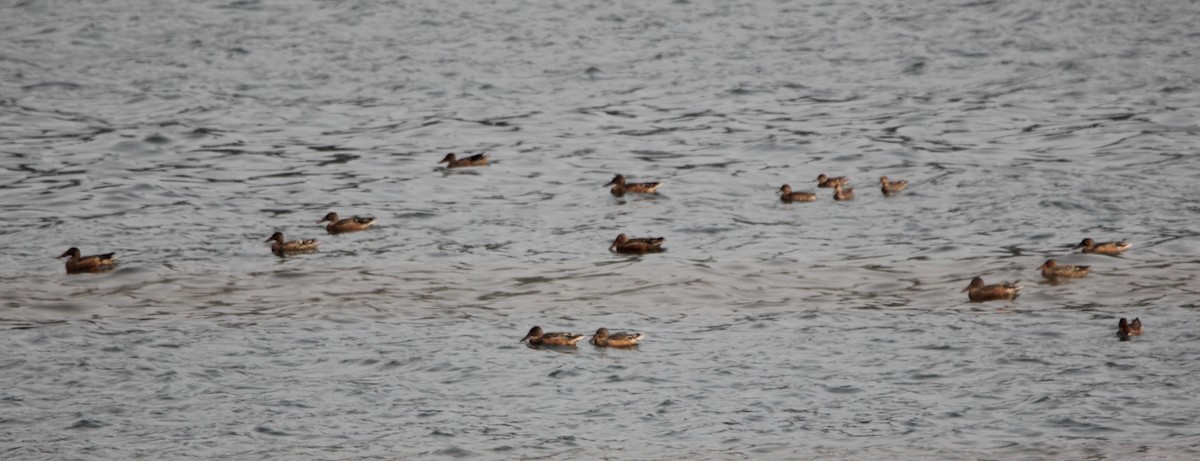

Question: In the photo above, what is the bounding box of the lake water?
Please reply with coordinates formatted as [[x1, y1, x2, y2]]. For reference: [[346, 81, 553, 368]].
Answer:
[[3, 0, 1200, 459]]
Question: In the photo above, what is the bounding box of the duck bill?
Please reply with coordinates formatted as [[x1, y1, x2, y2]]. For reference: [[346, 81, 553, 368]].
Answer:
[[603, 179, 617, 187], [519, 334, 533, 342], [1072, 243, 1084, 249], [960, 286, 971, 292]]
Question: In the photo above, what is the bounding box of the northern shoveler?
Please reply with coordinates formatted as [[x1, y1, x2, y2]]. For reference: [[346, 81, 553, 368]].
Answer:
[[438, 153, 489, 168], [520, 326, 586, 346], [605, 174, 662, 196], [266, 232, 319, 255], [59, 247, 117, 274], [1074, 238, 1131, 255], [609, 233, 665, 254], [1037, 259, 1090, 279], [778, 184, 817, 202], [319, 212, 377, 234], [591, 328, 644, 347], [962, 276, 1020, 302], [879, 176, 908, 196]]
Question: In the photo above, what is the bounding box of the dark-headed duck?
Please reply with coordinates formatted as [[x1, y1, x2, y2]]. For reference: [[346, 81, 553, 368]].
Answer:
[[605, 174, 662, 196], [438, 153, 489, 168], [1038, 259, 1090, 279], [319, 212, 377, 234], [962, 276, 1020, 302], [1118, 317, 1143, 341], [1074, 238, 1131, 255], [266, 232, 319, 255], [520, 326, 586, 346], [778, 184, 817, 202], [591, 328, 645, 347], [59, 247, 117, 274], [609, 233, 665, 254]]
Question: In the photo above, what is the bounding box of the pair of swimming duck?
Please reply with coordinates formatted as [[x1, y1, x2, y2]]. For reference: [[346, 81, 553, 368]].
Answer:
[[520, 326, 645, 347], [266, 211, 377, 255], [779, 174, 907, 202], [1117, 317, 1143, 341], [1035, 239, 1132, 279], [966, 238, 1132, 300]]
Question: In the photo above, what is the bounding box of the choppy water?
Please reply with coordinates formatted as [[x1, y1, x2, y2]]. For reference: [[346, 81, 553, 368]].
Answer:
[[3, 0, 1200, 459]]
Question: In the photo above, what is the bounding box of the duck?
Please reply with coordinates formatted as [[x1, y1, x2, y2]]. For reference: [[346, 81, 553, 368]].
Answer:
[[879, 176, 908, 196], [591, 328, 645, 347], [319, 212, 376, 234], [817, 173, 849, 188], [1074, 238, 1131, 255], [1118, 317, 1143, 341], [778, 184, 817, 202], [438, 152, 489, 168], [962, 276, 1020, 302], [833, 183, 855, 201], [520, 326, 586, 346], [266, 232, 319, 255], [1037, 259, 1090, 279], [605, 174, 662, 196], [59, 247, 117, 274], [609, 233, 665, 254]]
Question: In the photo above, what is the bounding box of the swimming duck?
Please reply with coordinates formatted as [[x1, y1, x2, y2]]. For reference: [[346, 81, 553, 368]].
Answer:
[[962, 276, 1020, 302], [609, 233, 665, 254], [1037, 259, 1090, 279], [605, 174, 662, 196], [319, 212, 376, 234], [879, 176, 908, 196], [438, 152, 489, 168], [778, 184, 817, 202], [266, 232, 319, 255], [59, 247, 117, 274], [817, 174, 849, 188], [520, 326, 586, 346], [1117, 317, 1143, 341], [833, 183, 855, 201], [591, 328, 645, 347], [1074, 238, 1131, 255]]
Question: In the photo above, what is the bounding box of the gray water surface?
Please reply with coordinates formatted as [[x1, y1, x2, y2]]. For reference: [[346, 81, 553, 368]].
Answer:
[[3, 0, 1200, 459]]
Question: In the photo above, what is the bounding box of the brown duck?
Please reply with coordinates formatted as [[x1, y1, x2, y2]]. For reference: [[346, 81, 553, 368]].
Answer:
[[59, 247, 117, 274], [1118, 317, 1143, 341], [817, 173, 849, 188], [609, 233, 665, 254], [520, 326, 586, 346], [1074, 238, 1131, 255], [778, 184, 816, 202], [1037, 259, 1090, 279], [319, 212, 377, 234], [591, 328, 644, 348], [962, 276, 1021, 302], [879, 176, 908, 196], [266, 232, 319, 255], [438, 152, 489, 168], [833, 183, 855, 201], [605, 174, 662, 196]]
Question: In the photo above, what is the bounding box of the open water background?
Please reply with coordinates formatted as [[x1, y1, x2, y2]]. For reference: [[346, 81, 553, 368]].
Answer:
[[2, 0, 1200, 459]]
